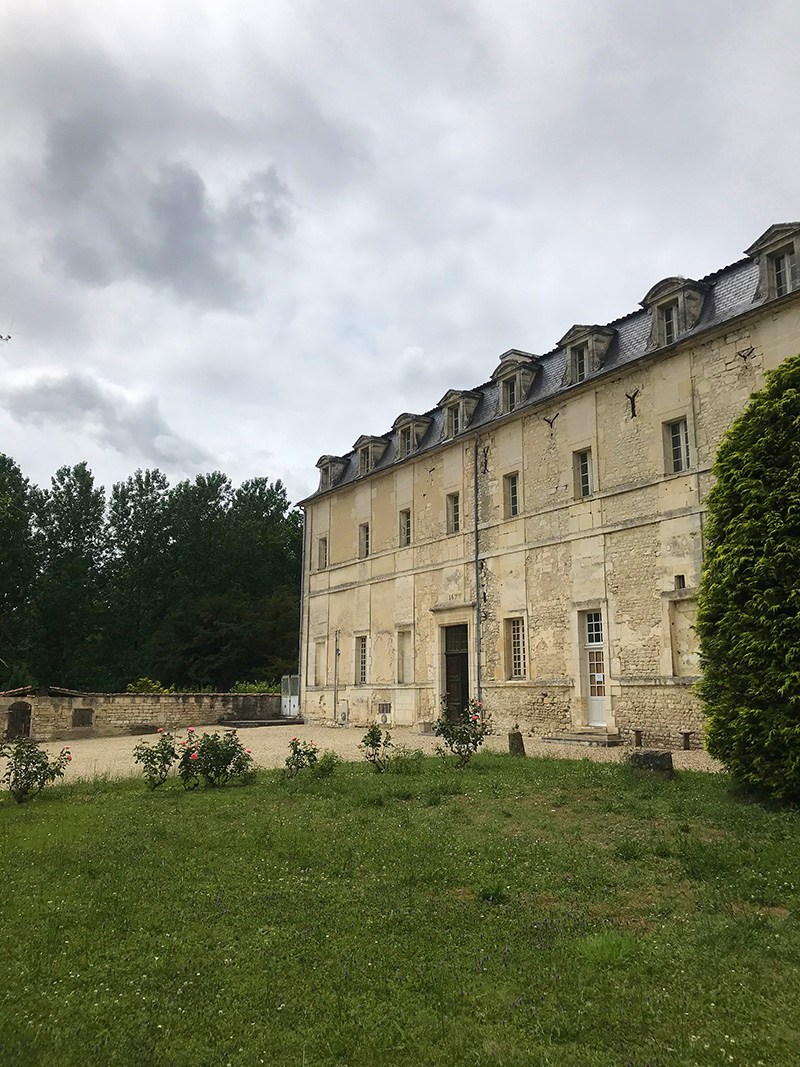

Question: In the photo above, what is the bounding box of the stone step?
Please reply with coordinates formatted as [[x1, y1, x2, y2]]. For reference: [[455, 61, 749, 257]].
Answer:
[[216, 717, 304, 728], [541, 730, 624, 748]]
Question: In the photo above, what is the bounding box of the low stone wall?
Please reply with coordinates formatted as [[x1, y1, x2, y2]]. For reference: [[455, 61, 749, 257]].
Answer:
[[614, 678, 705, 749], [2, 690, 282, 742]]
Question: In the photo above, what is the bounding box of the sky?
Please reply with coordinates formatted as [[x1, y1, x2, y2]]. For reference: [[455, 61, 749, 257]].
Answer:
[[1, 0, 798, 505]]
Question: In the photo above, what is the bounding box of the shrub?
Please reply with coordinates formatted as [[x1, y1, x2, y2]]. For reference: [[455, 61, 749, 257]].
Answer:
[[312, 750, 342, 778], [177, 730, 255, 789], [433, 699, 492, 768], [359, 723, 393, 773], [230, 680, 280, 694], [0, 737, 72, 803], [126, 677, 175, 694], [387, 745, 425, 775], [133, 730, 178, 789], [696, 353, 800, 800], [284, 736, 319, 778]]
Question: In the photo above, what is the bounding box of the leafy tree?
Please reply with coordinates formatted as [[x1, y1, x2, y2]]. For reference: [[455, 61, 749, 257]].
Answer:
[[0, 454, 36, 687], [697, 354, 800, 799], [29, 463, 109, 689], [104, 469, 172, 685]]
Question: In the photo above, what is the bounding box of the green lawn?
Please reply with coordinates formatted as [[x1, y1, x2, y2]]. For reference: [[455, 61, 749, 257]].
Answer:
[[1, 753, 799, 1067]]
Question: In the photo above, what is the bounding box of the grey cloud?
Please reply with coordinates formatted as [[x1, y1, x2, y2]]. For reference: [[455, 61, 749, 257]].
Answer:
[[0, 372, 210, 469]]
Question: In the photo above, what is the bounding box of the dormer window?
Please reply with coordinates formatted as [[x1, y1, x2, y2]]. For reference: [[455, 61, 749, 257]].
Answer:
[[661, 302, 678, 346], [315, 455, 347, 493], [392, 413, 433, 460], [438, 391, 480, 440], [502, 377, 517, 412], [745, 224, 800, 304], [447, 404, 460, 436], [773, 246, 796, 297], [572, 345, 588, 383], [558, 329, 615, 388], [352, 436, 388, 478], [490, 351, 539, 416], [640, 279, 708, 353]]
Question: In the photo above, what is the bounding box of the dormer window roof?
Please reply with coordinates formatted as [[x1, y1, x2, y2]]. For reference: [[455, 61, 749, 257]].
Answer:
[[490, 350, 540, 415], [352, 435, 388, 477], [745, 223, 800, 302], [558, 326, 615, 387], [438, 389, 481, 439], [392, 413, 433, 459], [640, 278, 709, 352], [316, 455, 347, 492]]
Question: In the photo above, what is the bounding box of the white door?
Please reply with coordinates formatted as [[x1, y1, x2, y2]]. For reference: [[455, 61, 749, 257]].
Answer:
[[585, 612, 606, 727]]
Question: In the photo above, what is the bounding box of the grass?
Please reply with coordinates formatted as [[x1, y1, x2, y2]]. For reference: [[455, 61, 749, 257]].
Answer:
[[2, 753, 800, 1066]]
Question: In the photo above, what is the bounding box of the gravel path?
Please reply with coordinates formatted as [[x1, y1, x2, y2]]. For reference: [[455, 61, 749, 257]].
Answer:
[[38, 722, 723, 783]]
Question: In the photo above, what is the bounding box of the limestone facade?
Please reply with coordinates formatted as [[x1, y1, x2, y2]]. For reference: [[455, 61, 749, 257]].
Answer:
[[299, 223, 800, 748]]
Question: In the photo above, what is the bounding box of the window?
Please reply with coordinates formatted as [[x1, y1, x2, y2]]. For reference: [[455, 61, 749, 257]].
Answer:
[[446, 492, 460, 534], [318, 536, 328, 570], [571, 345, 588, 383], [319, 467, 330, 491], [772, 247, 796, 297], [574, 449, 593, 499], [399, 426, 413, 458], [314, 640, 327, 686], [661, 302, 678, 346], [507, 618, 527, 679], [674, 574, 686, 590], [502, 377, 517, 413], [355, 636, 367, 685], [666, 418, 690, 473], [358, 522, 370, 558], [504, 473, 519, 517], [586, 611, 603, 645], [72, 708, 93, 728], [358, 448, 371, 476], [399, 509, 412, 547], [447, 404, 460, 437], [397, 630, 413, 684]]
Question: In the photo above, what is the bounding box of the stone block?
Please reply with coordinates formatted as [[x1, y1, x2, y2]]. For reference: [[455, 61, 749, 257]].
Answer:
[[629, 749, 674, 777]]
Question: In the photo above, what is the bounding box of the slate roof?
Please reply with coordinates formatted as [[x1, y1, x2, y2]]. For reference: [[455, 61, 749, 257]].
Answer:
[[301, 251, 771, 504]]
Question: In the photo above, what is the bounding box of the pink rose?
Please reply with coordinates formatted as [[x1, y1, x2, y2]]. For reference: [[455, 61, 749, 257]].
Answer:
[[190, 752, 198, 760], [180, 740, 186, 746], [245, 749, 252, 754], [188, 727, 195, 733], [67, 755, 72, 762], [292, 737, 297, 742], [157, 728, 163, 733]]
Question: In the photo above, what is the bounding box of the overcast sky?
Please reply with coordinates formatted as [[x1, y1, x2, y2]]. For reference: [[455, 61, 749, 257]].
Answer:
[[1, 0, 798, 504]]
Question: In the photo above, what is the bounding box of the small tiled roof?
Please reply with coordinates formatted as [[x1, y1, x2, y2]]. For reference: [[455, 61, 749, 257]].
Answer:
[[300, 246, 776, 504]]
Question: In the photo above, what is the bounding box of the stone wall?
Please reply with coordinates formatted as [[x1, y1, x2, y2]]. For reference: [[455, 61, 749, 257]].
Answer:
[[1, 690, 283, 742]]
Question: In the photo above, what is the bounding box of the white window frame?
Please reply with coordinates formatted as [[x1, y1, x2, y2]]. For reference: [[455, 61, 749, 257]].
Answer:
[[355, 635, 367, 685], [358, 448, 371, 476], [665, 418, 690, 474], [772, 246, 796, 298], [507, 617, 527, 679], [318, 536, 328, 570], [574, 449, 593, 499], [572, 345, 588, 383], [399, 426, 413, 458], [446, 492, 460, 534], [447, 404, 460, 437], [358, 522, 370, 558], [502, 376, 517, 413], [399, 509, 412, 547], [661, 302, 678, 346], [504, 472, 520, 518]]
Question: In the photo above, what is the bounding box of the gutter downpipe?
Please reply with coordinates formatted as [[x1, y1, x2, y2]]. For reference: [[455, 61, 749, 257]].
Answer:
[[333, 629, 340, 724], [473, 434, 482, 704]]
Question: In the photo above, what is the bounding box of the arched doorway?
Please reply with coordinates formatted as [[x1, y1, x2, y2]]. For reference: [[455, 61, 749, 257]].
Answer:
[[6, 701, 32, 739]]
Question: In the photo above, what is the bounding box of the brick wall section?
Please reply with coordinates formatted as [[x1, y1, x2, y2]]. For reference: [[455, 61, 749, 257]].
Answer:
[[2, 692, 282, 742]]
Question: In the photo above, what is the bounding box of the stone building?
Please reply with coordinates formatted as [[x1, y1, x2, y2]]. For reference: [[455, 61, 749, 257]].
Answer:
[[298, 223, 800, 747]]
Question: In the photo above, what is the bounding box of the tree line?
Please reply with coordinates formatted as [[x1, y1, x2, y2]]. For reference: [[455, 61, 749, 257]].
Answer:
[[0, 455, 302, 693]]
